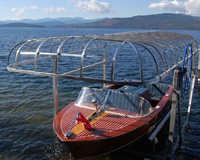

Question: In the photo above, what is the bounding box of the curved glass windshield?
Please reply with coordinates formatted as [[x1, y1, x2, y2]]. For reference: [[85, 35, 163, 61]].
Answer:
[[75, 87, 153, 115]]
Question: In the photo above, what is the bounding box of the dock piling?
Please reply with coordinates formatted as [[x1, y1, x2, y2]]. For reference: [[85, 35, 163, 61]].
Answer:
[[167, 69, 182, 159]]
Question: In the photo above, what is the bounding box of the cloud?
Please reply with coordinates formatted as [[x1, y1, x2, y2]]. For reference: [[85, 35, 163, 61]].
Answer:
[[42, 7, 67, 13], [11, 6, 39, 16], [184, 0, 200, 14], [149, 0, 200, 15], [68, 0, 115, 14], [11, 6, 67, 16]]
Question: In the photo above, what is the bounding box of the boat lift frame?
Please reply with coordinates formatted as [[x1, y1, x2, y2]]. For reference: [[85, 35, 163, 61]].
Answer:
[[7, 31, 198, 159]]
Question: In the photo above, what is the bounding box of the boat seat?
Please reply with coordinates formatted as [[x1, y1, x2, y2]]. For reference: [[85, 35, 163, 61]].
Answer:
[[117, 86, 152, 102], [144, 83, 169, 100], [107, 90, 152, 114], [108, 91, 138, 113]]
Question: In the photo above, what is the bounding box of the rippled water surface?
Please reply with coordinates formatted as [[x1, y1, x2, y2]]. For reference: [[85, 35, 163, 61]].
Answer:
[[0, 28, 200, 160]]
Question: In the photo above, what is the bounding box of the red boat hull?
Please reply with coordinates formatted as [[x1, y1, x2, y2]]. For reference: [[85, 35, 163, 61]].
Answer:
[[66, 124, 151, 159], [53, 86, 173, 159]]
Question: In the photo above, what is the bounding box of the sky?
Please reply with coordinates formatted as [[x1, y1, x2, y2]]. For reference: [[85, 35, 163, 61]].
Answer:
[[1, 0, 200, 20]]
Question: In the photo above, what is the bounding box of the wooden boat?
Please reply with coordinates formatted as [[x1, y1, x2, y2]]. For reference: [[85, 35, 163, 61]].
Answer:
[[53, 84, 173, 159], [7, 31, 198, 159]]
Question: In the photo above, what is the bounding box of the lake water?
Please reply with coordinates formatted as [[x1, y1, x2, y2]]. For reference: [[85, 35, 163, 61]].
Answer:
[[0, 27, 200, 160]]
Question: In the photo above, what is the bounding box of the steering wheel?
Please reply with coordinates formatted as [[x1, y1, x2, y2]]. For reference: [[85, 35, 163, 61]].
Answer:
[[180, 44, 193, 99]]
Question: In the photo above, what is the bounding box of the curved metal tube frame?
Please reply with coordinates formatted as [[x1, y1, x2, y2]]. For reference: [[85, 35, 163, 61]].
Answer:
[[7, 31, 198, 86]]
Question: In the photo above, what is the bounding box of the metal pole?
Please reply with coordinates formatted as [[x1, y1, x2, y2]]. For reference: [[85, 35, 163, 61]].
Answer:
[[103, 46, 107, 88], [185, 74, 195, 129], [185, 52, 196, 131], [52, 56, 59, 117], [198, 50, 200, 82]]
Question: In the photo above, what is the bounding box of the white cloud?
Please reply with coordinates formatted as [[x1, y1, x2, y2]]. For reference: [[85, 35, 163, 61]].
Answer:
[[69, 0, 115, 14], [184, 0, 200, 14], [11, 8, 23, 16], [11, 6, 39, 16], [42, 7, 67, 13], [11, 6, 67, 16], [149, 0, 200, 15], [29, 6, 39, 11]]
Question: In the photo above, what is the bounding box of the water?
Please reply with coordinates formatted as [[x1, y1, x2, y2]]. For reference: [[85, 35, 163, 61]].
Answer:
[[0, 27, 200, 160]]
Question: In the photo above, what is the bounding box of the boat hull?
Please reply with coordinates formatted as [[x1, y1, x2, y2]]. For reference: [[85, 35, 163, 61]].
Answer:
[[66, 124, 149, 159]]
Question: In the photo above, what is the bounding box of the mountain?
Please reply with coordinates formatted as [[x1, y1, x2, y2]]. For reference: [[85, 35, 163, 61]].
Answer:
[[0, 22, 45, 28], [1, 14, 200, 29], [0, 17, 104, 27], [65, 13, 200, 30]]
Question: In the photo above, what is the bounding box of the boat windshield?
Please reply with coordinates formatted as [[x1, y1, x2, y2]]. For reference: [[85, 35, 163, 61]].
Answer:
[[75, 87, 153, 115]]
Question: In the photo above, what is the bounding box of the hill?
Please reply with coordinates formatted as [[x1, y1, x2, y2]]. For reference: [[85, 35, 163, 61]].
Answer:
[[1, 14, 200, 30], [0, 17, 104, 27], [65, 13, 200, 30], [0, 22, 45, 28]]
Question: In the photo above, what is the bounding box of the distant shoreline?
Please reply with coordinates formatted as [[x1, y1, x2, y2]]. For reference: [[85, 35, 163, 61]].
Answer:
[[0, 22, 45, 28], [1, 13, 200, 30]]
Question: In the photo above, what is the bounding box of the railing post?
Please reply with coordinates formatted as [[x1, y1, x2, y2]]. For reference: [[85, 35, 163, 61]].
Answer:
[[52, 55, 58, 117]]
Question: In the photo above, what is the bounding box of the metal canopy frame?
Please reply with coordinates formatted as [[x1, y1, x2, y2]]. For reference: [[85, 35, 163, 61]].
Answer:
[[7, 31, 198, 86]]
